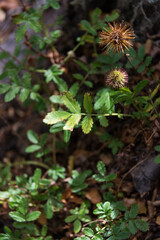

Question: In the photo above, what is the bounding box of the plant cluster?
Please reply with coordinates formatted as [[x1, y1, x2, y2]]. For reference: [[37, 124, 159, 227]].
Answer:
[[0, 161, 149, 239], [0, 0, 158, 239]]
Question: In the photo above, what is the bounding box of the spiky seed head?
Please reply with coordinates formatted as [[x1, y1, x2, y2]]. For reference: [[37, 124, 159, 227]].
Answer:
[[106, 68, 128, 89], [99, 21, 135, 54]]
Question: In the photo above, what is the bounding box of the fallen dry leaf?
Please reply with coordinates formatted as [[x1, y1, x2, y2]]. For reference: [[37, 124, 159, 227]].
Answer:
[[37, 212, 47, 225], [85, 188, 102, 204], [147, 200, 155, 218], [62, 188, 72, 203], [69, 194, 83, 204], [145, 39, 153, 55], [123, 198, 136, 208], [99, 153, 113, 166], [156, 216, 160, 225], [137, 200, 147, 214], [0, 0, 20, 10]]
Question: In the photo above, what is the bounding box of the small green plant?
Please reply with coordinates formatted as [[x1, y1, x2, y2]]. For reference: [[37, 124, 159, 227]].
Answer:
[[25, 130, 51, 160], [0, 167, 63, 239], [68, 169, 92, 193], [93, 161, 117, 189], [65, 161, 149, 239], [65, 203, 91, 233]]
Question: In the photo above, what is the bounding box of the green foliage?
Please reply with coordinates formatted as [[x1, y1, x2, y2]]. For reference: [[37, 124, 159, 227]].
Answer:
[[65, 203, 91, 233], [0, 164, 64, 239], [25, 130, 51, 159], [125, 45, 152, 73], [69, 170, 92, 193], [0, 2, 153, 239]]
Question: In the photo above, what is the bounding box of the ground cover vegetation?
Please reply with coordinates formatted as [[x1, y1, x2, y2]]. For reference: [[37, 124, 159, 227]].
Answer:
[[0, 0, 159, 239]]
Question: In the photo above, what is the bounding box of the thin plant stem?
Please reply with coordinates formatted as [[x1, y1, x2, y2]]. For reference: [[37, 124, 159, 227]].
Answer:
[[79, 72, 89, 87], [63, 42, 82, 63], [63, 33, 87, 63], [80, 112, 132, 118], [0, 46, 22, 66], [8, 160, 49, 169], [125, 53, 137, 70], [53, 134, 56, 164]]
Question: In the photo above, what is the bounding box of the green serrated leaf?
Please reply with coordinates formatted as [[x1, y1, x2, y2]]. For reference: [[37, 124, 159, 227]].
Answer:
[[155, 145, 160, 152], [133, 80, 148, 95], [94, 233, 103, 240], [83, 227, 94, 237], [47, 0, 60, 9], [15, 24, 27, 42], [129, 204, 138, 219], [49, 122, 64, 133], [83, 93, 92, 114], [154, 155, 160, 163], [65, 215, 77, 223], [4, 86, 20, 102], [115, 232, 130, 239], [18, 197, 28, 215], [25, 145, 41, 153], [93, 174, 105, 182], [63, 114, 81, 131], [97, 161, 106, 176], [73, 219, 82, 233], [82, 116, 93, 134], [0, 51, 10, 59], [105, 173, 117, 182], [131, 59, 141, 67], [73, 73, 84, 81], [26, 211, 41, 221], [74, 59, 89, 72], [19, 88, 30, 102], [85, 81, 93, 88], [135, 219, 149, 232], [62, 92, 81, 113], [0, 84, 10, 94], [69, 82, 79, 97], [44, 199, 53, 219], [105, 10, 119, 22], [138, 45, 145, 61], [64, 130, 71, 143], [33, 168, 42, 183], [9, 211, 26, 222], [137, 64, 145, 73], [90, 8, 101, 24], [43, 111, 71, 125], [28, 20, 42, 33], [49, 95, 63, 104], [80, 20, 97, 36], [144, 56, 152, 67], [94, 90, 109, 110], [98, 116, 108, 127], [128, 220, 137, 234], [27, 130, 39, 144], [44, 65, 63, 83], [41, 225, 47, 237]]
